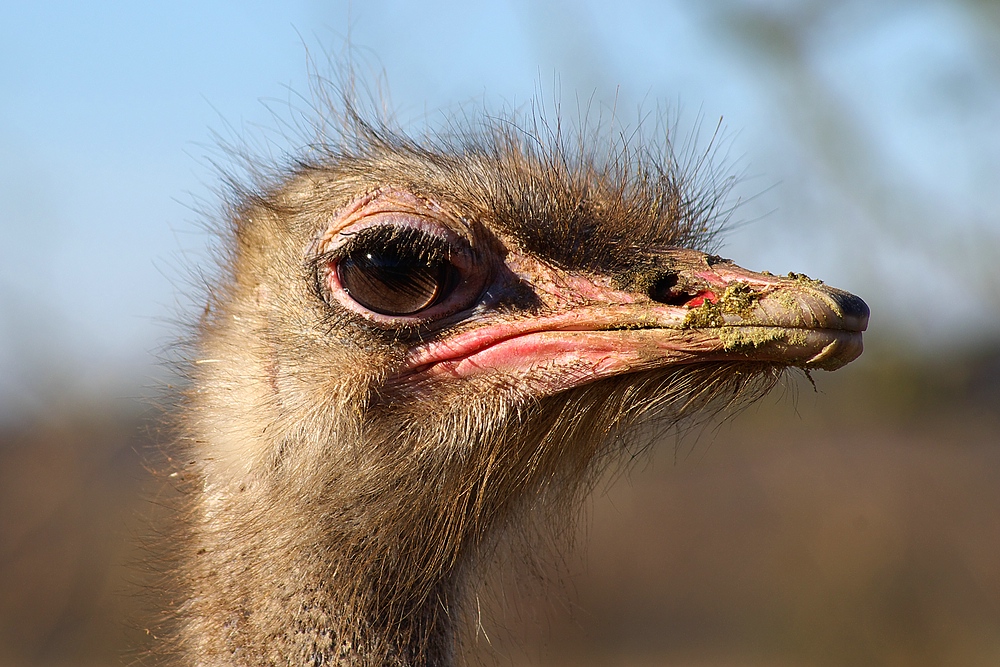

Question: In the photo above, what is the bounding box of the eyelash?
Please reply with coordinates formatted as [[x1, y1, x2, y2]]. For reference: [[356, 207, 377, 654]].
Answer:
[[334, 226, 454, 266]]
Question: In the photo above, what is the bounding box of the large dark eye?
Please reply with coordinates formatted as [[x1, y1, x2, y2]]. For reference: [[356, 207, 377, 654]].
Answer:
[[335, 227, 461, 316]]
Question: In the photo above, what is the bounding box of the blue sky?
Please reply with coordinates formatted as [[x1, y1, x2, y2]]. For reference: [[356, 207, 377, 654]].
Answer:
[[2, 1, 998, 416]]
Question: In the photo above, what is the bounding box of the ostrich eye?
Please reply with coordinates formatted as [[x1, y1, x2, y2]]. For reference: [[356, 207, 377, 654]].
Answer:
[[335, 227, 462, 316]]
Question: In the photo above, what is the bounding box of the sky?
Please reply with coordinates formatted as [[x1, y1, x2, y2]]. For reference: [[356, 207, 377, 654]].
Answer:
[[2, 1, 998, 418]]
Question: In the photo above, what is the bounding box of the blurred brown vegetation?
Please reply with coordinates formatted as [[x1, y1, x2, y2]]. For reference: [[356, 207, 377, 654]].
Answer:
[[0, 401, 156, 667], [1, 337, 997, 667]]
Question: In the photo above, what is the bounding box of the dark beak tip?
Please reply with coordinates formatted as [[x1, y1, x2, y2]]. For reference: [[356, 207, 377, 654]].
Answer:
[[829, 290, 870, 331]]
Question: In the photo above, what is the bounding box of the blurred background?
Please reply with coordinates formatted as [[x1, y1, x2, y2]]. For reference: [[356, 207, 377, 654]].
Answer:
[[1, 1, 998, 665]]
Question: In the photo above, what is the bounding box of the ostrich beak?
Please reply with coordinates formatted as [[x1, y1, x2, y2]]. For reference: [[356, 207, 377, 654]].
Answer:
[[401, 248, 869, 396]]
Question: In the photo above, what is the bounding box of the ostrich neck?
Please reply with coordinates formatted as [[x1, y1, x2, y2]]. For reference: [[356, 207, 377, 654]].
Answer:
[[183, 467, 466, 667], [180, 309, 558, 666]]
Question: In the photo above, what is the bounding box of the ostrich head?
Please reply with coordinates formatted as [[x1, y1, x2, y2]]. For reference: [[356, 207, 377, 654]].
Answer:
[[177, 102, 868, 666]]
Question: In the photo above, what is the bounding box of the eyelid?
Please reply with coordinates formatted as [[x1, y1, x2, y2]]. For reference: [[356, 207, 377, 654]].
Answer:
[[323, 213, 478, 274], [315, 187, 468, 254], [321, 212, 474, 258]]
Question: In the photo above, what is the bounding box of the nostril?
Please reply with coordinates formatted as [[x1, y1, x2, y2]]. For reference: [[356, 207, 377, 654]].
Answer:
[[648, 272, 691, 306]]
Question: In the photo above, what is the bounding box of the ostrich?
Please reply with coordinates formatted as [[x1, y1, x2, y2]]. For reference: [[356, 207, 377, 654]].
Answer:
[[175, 99, 868, 666]]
